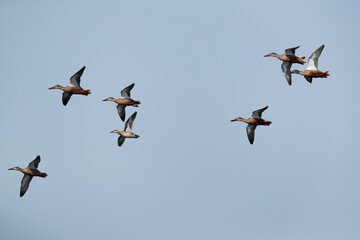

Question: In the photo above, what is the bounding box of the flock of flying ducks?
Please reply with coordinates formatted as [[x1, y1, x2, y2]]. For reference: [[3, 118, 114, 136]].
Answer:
[[8, 44, 329, 197], [232, 44, 329, 144]]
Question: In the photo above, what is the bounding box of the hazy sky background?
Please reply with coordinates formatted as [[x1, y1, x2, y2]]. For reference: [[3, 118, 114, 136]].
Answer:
[[1, 1, 360, 239]]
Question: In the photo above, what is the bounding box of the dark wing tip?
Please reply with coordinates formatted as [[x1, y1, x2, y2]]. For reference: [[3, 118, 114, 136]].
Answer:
[[118, 136, 125, 147], [287, 45, 300, 50], [20, 189, 26, 197], [20, 189, 27, 197], [248, 136, 254, 144], [261, 105, 269, 111], [131, 111, 138, 119]]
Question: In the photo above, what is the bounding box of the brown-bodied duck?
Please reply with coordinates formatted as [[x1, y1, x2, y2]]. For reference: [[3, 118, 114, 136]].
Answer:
[[49, 66, 91, 106], [291, 44, 329, 83], [103, 83, 141, 121], [111, 111, 139, 147], [264, 46, 306, 85], [8, 155, 47, 197], [231, 106, 271, 144]]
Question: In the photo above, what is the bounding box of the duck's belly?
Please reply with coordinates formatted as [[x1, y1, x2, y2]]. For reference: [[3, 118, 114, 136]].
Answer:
[[116, 98, 136, 106], [281, 55, 303, 63], [248, 118, 271, 125], [303, 70, 326, 77], [64, 86, 87, 94], [120, 131, 137, 138]]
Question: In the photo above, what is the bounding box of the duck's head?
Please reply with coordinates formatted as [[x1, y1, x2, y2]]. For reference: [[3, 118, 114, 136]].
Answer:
[[49, 85, 63, 90], [110, 130, 119, 134], [102, 97, 115, 102], [264, 52, 278, 57], [291, 69, 301, 74], [231, 117, 244, 122]]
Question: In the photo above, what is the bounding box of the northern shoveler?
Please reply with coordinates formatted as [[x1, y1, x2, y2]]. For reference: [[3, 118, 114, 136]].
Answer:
[[110, 111, 139, 147], [264, 46, 306, 85], [103, 83, 141, 121], [49, 66, 91, 106], [8, 155, 47, 197], [231, 106, 271, 144]]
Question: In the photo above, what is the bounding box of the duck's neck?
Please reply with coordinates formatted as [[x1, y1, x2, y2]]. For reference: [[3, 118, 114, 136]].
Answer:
[[9, 167, 25, 173], [275, 54, 283, 60], [233, 117, 248, 123], [239, 118, 250, 123]]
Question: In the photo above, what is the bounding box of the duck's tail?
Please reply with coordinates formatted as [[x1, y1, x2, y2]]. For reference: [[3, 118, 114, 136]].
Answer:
[[82, 89, 91, 95], [322, 71, 330, 78]]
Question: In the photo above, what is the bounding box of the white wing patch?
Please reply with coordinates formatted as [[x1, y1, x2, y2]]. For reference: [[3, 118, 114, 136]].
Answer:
[[306, 58, 318, 70], [125, 125, 133, 132]]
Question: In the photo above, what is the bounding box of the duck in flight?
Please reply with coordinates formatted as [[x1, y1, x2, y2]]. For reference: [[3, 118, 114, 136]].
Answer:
[[8, 155, 47, 197], [231, 106, 271, 144], [103, 83, 141, 121], [264, 46, 306, 85], [291, 44, 329, 83], [49, 66, 91, 106], [110, 111, 139, 147]]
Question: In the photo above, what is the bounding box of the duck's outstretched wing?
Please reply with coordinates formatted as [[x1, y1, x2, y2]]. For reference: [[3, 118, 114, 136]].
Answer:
[[281, 61, 292, 85], [124, 111, 137, 132], [69, 66, 86, 87], [118, 136, 125, 147], [251, 106, 269, 119], [117, 104, 126, 121], [121, 83, 135, 98], [285, 46, 300, 56], [246, 124, 257, 145], [20, 175, 33, 197], [62, 92, 73, 106], [306, 45, 324, 71], [28, 155, 40, 169]]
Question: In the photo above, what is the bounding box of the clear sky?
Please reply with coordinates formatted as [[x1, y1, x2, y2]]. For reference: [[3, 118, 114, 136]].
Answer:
[[1, 1, 360, 239]]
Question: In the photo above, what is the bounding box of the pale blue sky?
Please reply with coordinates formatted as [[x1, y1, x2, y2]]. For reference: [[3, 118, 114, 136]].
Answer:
[[1, 1, 360, 240]]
